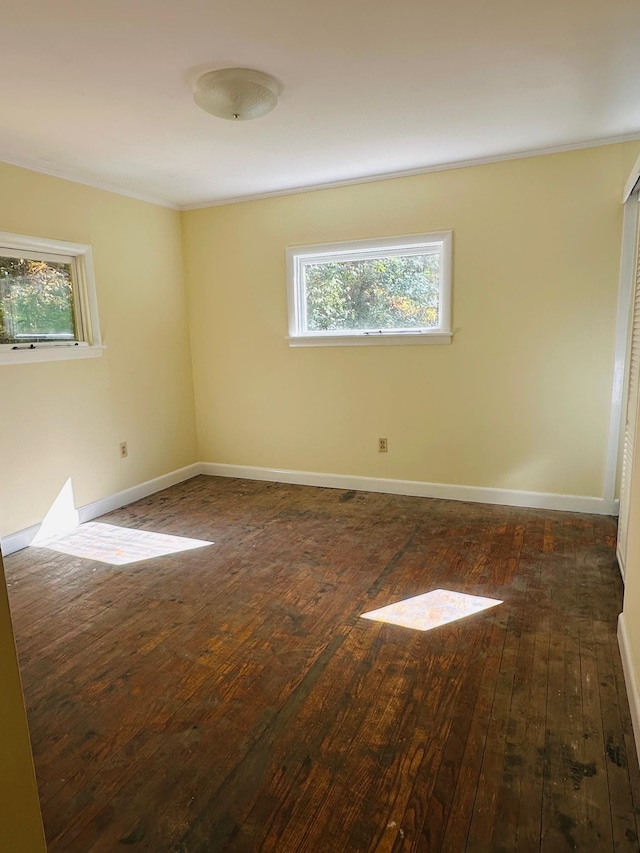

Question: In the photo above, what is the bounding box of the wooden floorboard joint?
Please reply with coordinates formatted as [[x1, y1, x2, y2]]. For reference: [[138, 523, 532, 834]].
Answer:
[[4, 475, 639, 852]]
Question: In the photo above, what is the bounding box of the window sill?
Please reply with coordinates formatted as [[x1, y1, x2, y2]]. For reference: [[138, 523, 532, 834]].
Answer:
[[0, 345, 106, 366], [287, 332, 452, 347]]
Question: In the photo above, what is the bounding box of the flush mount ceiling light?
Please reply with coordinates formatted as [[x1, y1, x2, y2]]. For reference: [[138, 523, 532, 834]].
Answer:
[[194, 68, 281, 121]]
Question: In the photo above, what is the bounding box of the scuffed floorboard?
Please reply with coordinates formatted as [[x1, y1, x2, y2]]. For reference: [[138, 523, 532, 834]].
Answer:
[[5, 476, 640, 851]]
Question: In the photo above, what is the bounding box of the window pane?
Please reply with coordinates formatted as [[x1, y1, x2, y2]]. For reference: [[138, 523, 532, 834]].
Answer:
[[303, 253, 440, 333], [0, 256, 76, 343]]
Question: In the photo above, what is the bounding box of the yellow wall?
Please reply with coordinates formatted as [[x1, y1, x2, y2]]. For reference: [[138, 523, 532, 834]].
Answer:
[[1, 142, 639, 845], [0, 163, 198, 537], [2, 143, 637, 536], [0, 161, 199, 847], [0, 553, 46, 852], [182, 143, 640, 498]]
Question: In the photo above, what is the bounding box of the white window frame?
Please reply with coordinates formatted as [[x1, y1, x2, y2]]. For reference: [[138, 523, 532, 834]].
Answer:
[[0, 231, 104, 365], [286, 232, 452, 347]]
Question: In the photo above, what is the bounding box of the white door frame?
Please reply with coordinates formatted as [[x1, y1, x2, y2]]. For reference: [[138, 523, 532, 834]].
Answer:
[[604, 193, 639, 511]]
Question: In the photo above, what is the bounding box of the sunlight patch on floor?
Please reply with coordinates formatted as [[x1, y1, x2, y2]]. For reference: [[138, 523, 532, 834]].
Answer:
[[36, 521, 213, 565], [361, 588, 502, 631]]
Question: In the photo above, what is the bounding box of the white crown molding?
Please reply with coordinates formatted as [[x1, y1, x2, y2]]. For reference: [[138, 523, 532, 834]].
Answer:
[[0, 152, 179, 210], [618, 613, 640, 768], [1, 131, 639, 213], [199, 462, 619, 515], [0, 463, 202, 556], [180, 131, 640, 211]]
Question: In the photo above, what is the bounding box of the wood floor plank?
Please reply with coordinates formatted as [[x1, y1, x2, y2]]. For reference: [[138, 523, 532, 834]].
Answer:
[[594, 622, 640, 850], [4, 476, 638, 853]]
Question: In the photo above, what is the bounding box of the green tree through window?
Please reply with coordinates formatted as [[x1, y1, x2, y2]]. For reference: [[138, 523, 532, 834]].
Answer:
[[0, 257, 76, 344], [304, 253, 440, 332], [288, 232, 452, 346]]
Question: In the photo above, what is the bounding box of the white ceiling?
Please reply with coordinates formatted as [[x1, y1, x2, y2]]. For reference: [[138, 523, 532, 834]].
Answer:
[[1, 0, 639, 209]]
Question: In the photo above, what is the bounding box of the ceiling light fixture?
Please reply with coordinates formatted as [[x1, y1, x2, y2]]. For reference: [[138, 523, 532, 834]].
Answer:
[[194, 68, 281, 121]]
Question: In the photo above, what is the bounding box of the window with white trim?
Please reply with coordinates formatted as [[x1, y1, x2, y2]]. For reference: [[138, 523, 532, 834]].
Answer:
[[287, 232, 452, 346], [0, 232, 103, 365]]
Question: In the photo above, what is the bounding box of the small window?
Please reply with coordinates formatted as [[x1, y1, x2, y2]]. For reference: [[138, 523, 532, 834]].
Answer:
[[287, 232, 452, 346], [0, 232, 102, 364]]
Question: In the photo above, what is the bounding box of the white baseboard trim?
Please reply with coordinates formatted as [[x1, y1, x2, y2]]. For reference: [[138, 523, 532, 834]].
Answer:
[[1, 461, 618, 557], [200, 463, 618, 515], [76, 463, 203, 525], [2, 522, 42, 557], [1, 463, 203, 557], [618, 613, 640, 768]]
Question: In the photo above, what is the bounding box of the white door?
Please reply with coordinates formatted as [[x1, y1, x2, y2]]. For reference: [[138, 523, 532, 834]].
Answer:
[[618, 199, 640, 576]]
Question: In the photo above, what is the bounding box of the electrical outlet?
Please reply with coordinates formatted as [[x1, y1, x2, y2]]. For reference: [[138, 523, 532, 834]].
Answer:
[[119, 441, 128, 459], [378, 437, 388, 453]]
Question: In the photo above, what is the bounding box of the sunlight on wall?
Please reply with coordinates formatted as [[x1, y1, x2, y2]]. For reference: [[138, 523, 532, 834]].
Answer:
[[31, 478, 79, 544], [361, 589, 502, 632], [36, 521, 213, 566]]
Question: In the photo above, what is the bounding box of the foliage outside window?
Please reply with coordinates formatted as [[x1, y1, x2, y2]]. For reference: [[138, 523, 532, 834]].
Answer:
[[0, 232, 102, 364], [287, 233, 452, 346], [0, 253, 77, 344]]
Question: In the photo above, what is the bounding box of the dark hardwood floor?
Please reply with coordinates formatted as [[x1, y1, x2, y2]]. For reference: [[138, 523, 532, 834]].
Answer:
[[5, 475, 640, 852]]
